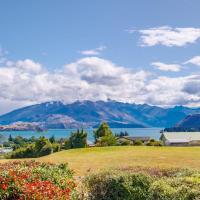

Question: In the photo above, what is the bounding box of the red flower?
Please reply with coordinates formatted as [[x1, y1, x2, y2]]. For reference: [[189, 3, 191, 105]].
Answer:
[[1, 184, 7, 190]]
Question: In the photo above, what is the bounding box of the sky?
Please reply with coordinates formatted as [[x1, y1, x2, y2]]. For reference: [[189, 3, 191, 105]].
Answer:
[[0, 0, 200, 114]]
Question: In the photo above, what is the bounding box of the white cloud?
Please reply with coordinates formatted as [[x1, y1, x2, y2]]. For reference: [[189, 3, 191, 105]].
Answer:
[[1, 56, 200, 113], [135, 26, 200, 47], [151, 62, 181, 72], [184, 56, 200, 66], [79, 46, 106, 56]]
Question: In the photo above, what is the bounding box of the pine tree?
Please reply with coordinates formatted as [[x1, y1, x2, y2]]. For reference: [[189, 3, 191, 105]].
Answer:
[[94, 122, 112, 142]]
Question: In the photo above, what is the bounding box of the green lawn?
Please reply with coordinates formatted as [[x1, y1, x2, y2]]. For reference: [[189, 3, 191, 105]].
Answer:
[[35, 146, 200, 175], [2, 146, 200, 175]]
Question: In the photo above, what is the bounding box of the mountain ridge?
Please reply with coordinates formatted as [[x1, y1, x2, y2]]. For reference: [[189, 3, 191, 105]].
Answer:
[[0, 100, 200, 128]]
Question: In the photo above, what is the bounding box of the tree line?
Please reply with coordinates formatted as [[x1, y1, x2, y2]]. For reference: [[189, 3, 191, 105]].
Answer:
[[4, 122, 162, 159]]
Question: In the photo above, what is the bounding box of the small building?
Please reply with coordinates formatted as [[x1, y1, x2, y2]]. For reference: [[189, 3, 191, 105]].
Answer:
[[87, 140, 95, 147], [117, 136, 150, 145], [160, 132, 200, 146], [0, 147, 13, 154]]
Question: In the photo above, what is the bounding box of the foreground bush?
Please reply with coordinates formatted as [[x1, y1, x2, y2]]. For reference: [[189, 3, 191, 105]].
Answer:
[[0, 161, 76, 200], [80, 168, 200, 200]]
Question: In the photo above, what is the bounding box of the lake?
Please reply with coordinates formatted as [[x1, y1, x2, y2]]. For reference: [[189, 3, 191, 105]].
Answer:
[[0, 128, 163, 142]]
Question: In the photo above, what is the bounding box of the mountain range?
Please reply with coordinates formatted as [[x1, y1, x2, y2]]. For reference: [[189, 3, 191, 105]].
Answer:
[[0, 100, 200, 129]]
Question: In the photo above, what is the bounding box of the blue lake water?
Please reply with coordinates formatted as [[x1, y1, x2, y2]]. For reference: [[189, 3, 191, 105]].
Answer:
[[0, 128, 163, 142]]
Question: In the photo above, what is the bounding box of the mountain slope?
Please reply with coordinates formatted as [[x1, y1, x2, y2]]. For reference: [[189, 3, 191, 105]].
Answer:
[[175, 114, 200, 128], [0, 100, 200, 128]]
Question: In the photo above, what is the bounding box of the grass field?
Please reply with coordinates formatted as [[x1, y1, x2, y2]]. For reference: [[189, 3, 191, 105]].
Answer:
[[2, 146, 200, 175], [38, 146, 200, 175]]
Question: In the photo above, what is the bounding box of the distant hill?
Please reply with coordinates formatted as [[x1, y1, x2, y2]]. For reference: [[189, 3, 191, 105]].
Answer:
[[175, 114, 200, 128], [0, 100, 200, 128], [164, 114, 200, 132]]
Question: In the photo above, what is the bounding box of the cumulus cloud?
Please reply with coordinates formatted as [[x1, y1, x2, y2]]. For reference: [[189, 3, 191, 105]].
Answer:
[[184, 56, 200, 66], [151, 62, 181, 72], [134, 26, 200, 47], [1, 56, 200, 113], [79, 46, 106, 56], [145, 75, 200, 106], [0, 57, 150, 113]]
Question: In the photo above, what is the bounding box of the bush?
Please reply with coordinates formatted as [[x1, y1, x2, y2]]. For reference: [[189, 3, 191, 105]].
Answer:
[[7, 137, 53, 158], [0, 161, 76, 200], [6, 144, 36, 159], [124, 173, 152, 200], [153, 141, 163, 146], [80, 169, 200, 200], [146, 140, 163, 146], [118, 140, 131, 146], [52, 142, 61, 152], [82, 172, 130, 200], [38, 143, 53, 157], [149, 180, 177, 200], [133, 140, 143, 146], [81, 172, 153, 200]]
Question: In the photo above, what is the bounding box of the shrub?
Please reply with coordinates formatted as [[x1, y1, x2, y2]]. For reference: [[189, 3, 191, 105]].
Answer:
[[124, 173, 152, 200], [7, 137, 53, 158], [52, 142, 61, 152], [38, 143, 53, 157], [146, 140, 163, 146], [82, 172, 130, 200], [80, 169, 200, 200], [149, 180, 177, 200], [6, 144, 36, 159], [81, 171, 153, 200], [133, 140, 143, 146], [153, 141, 163, 146], [0, 161, 76, 200], [118, 139, 131, 146]]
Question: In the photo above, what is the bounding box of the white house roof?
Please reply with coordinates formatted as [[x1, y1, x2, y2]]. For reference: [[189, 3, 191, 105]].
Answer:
[[161, 132, 200, 143], [87, 140, 94, 145], [166, 139, 190, 143]]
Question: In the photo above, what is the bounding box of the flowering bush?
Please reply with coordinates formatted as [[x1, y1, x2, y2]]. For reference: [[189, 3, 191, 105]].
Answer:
[[0, 161, 76, 200]]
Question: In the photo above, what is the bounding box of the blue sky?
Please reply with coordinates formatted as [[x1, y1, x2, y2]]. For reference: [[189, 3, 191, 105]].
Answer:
[[0, 0, 200, 113]]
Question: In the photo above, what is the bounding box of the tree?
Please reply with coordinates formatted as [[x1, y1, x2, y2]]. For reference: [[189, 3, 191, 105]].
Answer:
[[8, 134, 13, 142], [49, 135, 56, 143], [94, 122, 113, 142], [96, 134, 117, 146], [94, 122, 117, 146], [64, 139, 71, 150], [12, 136, 26, 147], [35, 136, 50, 151], [115, 131, 129, 138], [68, 129, 87, 149], [39, 143, 53, 156]]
